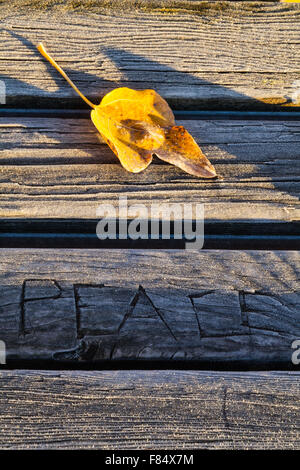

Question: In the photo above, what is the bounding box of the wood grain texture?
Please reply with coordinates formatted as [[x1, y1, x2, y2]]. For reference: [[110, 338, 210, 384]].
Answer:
[[0, 370, 299, 449], [0, 117, 299, 222], [0, 2, 299, 109], [1, 117, 300, 165], [0, 249, 298, 364]]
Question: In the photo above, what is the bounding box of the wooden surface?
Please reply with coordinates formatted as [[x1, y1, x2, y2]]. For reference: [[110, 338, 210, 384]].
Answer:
[[0, 1, 299, 110], [0, 249, 298, 364], [0, 370, 299, 449], [0, 117, 299, 224], [1, 1, 299, 227], [0, 0, 299, 451]]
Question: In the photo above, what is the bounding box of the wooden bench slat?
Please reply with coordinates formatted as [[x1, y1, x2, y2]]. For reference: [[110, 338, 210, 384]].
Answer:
[[0, 370, 299, 449], [0, 117, 299, 223], [1, 118, 300, 166], [0, 163, 299, 221], [0, 249, 298, 364], [1, 2, 299, 109]]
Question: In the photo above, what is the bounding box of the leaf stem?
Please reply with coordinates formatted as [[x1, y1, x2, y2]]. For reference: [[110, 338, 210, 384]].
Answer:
[[37, 42, 96, 109]]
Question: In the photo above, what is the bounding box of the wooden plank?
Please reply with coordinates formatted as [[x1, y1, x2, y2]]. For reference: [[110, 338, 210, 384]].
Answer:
[[1, 117, 300, 166], [0, 2, 299, 109], [0, 249, 298, 364], [0, 117, 299, 222], [0, 370, 299, 449], [0, 163, 299, 221]]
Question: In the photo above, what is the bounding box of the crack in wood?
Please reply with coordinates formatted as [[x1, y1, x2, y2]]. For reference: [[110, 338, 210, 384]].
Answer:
[[222, 385, 235, 448], [19, 280, 25, 337], [222, 386, 230, 429]]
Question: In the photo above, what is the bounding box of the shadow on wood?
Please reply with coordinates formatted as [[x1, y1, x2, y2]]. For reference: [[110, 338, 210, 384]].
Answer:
[[2, 26, 300, 111]]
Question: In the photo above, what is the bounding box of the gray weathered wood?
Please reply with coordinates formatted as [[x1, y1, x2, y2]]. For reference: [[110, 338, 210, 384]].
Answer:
[[0, 370, 299, 449], [0, 117, 299, 221], [0, 165, 298, 221], [1, 117, 300, 165], [0, 249, 298, 363], [1, 1, 299, 109]]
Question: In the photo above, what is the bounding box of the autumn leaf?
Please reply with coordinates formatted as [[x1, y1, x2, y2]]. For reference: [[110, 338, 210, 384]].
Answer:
[[37, 43, 217, 178]]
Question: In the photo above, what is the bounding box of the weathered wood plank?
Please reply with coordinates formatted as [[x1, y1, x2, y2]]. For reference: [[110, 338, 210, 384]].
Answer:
[[0, 118, 299, 222], [0, 2, 299, 109], [0, 370, 299, 449], [0, 163, 299, 221], [1, 118, 300, 166], [0, 249, 298, 364]]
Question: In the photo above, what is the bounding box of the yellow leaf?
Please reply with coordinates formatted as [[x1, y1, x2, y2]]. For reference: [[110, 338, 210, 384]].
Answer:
[[91, 88, 171, 173], [156, 125, 217, 178], [37, 43, 217, 178]]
